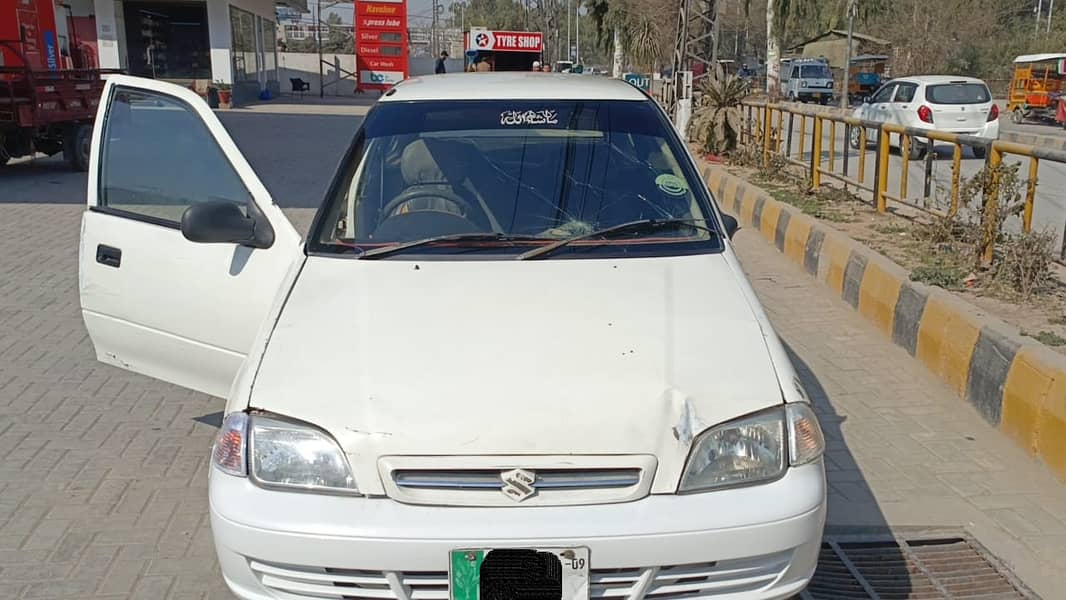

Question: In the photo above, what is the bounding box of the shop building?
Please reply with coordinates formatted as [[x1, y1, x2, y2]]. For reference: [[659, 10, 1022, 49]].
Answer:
[[56, 0, 306, 103]]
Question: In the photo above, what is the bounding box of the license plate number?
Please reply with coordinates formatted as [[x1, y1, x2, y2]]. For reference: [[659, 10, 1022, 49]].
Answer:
[[449, 547, 590, 600]]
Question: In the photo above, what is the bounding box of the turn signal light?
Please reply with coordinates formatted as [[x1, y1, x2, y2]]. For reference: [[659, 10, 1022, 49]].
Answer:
[[987, 104, 999, 122], [917, 105, 934, 124]]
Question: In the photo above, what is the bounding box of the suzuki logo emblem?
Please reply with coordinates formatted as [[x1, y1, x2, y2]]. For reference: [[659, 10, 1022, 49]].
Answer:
[[500, 468, 536, 502]]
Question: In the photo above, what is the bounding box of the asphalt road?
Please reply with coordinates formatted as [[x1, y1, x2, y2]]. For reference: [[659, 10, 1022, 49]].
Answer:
[[0, 112, 364, 210], [771, 114, 1066, 254]]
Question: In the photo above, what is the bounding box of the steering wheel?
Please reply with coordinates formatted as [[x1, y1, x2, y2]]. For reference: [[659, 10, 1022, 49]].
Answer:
[[381, 186, 474, 221]]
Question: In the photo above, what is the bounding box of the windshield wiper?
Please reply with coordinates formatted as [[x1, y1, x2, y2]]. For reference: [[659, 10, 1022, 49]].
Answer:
[[357, 232, 552, 259], [515, 218, 718, 261]]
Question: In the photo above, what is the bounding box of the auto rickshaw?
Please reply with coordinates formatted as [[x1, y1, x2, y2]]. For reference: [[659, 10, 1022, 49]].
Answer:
[[846, 55, 888, 103], [1007, 53, 1066, 123]]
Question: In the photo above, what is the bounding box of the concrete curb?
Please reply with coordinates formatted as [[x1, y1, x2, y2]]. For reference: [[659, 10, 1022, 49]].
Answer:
[[999, 130, 1066, 151], [704, 165, 1066, 481]]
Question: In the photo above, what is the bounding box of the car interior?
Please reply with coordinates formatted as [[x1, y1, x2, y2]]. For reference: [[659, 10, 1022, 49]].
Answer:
[[334, 131, 699, 244]]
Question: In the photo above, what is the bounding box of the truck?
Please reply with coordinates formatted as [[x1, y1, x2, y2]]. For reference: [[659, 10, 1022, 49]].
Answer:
[[1, 0, 117, 170]]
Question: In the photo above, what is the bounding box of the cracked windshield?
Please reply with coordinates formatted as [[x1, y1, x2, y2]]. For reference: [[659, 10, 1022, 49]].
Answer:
[[313, 99, 720, 256]]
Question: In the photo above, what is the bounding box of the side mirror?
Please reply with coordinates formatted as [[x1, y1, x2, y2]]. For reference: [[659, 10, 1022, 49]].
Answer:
[[721, 214, 740, 239], [181, 200, 274, 249], [862, 96, 871, 104]]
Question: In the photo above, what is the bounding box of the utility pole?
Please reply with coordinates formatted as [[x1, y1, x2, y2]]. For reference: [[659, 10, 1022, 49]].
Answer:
[[840, 0, 856, 109], [1038, 0, 1044, 34], [1049, 0, 1056, 34], [575, 1, 580, 65], [431, 0, 439, 57], [567, 0, 571, 61], [317, 0, 324, 98]]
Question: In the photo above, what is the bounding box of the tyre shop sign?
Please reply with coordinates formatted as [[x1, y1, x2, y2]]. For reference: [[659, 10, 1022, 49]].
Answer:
[[470, 30, 543, 52]]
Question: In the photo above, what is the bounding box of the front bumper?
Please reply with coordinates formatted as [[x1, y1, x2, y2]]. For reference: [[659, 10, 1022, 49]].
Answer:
[[210, 462, 826, 600]]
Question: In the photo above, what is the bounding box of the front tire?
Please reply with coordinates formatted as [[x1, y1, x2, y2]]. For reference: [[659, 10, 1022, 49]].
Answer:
[[907, 140, 926, 161], [848, 126, 864, 150], [1011, 108, 1024, 124]]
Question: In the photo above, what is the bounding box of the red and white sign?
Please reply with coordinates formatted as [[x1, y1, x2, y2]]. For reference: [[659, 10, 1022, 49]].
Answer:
[[469, 30, 543, 53], [355, 0, 408, 90], [363, 57, 402, 70], [357, 16, 403, 29]]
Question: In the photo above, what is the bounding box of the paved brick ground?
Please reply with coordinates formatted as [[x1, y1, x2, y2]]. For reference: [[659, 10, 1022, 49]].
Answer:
[[1, 109, 1065, 598], [734, 230, 1066, 597]]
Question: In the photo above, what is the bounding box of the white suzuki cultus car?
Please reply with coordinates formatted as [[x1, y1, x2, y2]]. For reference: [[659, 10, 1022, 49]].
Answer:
[[79, 73, 826, 600]]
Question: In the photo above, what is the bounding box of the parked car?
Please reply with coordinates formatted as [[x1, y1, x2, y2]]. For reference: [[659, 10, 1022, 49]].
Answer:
[[849, 75, 999, 159], [783, 58, 835, 104], [79, 73, 827, 600]]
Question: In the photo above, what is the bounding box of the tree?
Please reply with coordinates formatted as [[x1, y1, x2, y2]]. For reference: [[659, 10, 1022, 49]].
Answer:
[[765, 0, 779, 98], [322, 12, 353, 53], [585, 0, 673, 73]]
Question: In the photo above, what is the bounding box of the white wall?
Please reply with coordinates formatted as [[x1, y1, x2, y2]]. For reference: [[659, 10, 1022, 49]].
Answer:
[[277, 52, 356, 96], [93, 0, 122, 69]]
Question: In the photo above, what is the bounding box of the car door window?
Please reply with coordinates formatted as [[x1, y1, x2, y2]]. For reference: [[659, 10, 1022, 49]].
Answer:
[[893, 83, 917, 104], [99, 87, 252, 224], [870, 83, 897, 104]]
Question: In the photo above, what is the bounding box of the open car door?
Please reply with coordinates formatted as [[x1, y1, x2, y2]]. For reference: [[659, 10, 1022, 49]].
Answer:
[[79, 75, 303, 398]]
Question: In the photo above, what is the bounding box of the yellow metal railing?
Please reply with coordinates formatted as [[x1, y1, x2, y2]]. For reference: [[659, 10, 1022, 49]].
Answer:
[[739, 101, 1063, 262]]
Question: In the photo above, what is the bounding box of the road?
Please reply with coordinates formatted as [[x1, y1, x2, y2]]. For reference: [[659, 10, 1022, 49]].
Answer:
[[2, 107, 1066, 599], [767, 109, 1066, 255]]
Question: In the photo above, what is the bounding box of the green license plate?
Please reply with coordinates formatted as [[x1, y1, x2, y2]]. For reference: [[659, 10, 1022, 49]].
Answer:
[[449, 547, 590, 600]]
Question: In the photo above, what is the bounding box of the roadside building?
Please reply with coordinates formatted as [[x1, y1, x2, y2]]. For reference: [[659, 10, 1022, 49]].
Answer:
[[56, 0, 307, 104], [786, 30, 891, 73]]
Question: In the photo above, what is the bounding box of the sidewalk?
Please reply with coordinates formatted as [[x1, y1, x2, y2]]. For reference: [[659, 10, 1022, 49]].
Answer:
[[732, 228, 1066, 598]]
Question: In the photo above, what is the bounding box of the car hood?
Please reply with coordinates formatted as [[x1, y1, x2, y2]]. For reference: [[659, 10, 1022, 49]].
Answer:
[[249, 252, 786, 495]]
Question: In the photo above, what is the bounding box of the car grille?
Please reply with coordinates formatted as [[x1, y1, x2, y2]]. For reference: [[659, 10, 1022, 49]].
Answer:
[[249, 551, 792, 599], [393, 468, 641, 490], [380, 456, 657, 507]]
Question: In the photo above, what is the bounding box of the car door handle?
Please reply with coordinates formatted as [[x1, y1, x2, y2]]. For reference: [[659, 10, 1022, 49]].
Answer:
[[96, 244, 122, 268]]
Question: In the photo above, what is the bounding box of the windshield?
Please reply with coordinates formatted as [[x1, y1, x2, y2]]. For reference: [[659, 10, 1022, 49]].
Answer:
[[310, 99, 720, 258], [800, 65, 831, 79], [925, 83, 991, 104]]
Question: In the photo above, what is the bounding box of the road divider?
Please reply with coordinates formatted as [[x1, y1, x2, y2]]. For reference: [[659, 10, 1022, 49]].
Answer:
[[705, 164, 1066, 482]]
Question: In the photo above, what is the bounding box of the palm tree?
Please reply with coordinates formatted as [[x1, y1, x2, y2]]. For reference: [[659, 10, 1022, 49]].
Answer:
[[585, 0, 669, 75]]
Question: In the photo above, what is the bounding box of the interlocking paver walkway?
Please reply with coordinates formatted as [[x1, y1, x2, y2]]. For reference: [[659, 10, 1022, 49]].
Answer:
[[733, 229, 1066, 597], [1, 180, 1065, 597]]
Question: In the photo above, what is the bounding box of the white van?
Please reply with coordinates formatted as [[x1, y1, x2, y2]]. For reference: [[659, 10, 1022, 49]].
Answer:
[[784, 58, 835, 104]]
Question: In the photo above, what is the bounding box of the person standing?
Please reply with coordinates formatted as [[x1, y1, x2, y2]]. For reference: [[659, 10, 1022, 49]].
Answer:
[[435, 51, 449, 74]]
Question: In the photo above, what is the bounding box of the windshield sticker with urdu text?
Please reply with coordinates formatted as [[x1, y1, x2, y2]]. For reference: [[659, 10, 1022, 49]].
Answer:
[[500, 110, 560, 126], [655, 173, 688, 196]]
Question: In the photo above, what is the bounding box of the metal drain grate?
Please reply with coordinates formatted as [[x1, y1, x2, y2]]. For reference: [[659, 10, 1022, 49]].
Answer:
[[802, 535, 1040, 599]]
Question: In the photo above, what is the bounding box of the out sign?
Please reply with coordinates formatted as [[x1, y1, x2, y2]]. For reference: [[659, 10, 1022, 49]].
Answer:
[[624, 73, 651, 92]]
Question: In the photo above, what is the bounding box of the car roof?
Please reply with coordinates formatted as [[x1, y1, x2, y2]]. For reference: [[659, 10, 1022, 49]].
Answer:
[[381, 72, 648, 102], [1014, 53, 1066, 63], [889, 75, 987, 86]]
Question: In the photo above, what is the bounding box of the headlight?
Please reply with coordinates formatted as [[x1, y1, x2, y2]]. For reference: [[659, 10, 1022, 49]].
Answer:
[[679, 404, 824, 493], [801, 80, 808, 87], [679, 407, 786, 492], [211, 412, 359, 495]]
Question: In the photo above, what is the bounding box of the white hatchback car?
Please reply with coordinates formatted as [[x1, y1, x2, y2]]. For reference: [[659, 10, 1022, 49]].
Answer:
[[79, 73, 827, 600], [850, 75, 999, 159]]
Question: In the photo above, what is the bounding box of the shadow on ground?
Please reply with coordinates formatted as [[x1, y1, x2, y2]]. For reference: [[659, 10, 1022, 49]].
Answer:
[[785, 342, 913, 598]]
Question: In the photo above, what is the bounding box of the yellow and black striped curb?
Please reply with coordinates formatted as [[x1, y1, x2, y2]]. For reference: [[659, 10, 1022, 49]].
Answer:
[[703, 165, 1066, 481]]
